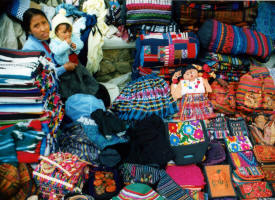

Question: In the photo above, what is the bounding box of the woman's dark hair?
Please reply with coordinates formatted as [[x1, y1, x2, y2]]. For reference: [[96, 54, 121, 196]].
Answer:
[[55, 23, 72, 35], [22, 8, 48, 37]]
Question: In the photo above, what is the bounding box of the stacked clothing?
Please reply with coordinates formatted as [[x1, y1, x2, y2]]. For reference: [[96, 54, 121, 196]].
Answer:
[[0, 48, 64, 135], [198, 52, 250, 82], [0, 48, 64, 164], [173, 1, 257, 32], [125, 0, 173, 40]]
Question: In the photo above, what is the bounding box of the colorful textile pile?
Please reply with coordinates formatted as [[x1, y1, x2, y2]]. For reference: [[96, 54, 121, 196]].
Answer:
[[126, 0, 172, 27], [112, 74, 178, 121], [33, 152, 89, 200], [198, 52, 250, 82], [173, 1, 257, 32], [0, 48, 64, 136], [198, 20, 274, 62]]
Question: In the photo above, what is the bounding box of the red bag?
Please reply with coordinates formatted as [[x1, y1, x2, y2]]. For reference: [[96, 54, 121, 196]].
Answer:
[[209, 79, 237, 115]]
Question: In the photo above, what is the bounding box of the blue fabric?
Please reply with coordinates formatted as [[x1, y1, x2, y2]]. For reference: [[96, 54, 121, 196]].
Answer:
[[255, 2, 275, 41], [22, 35, 66, 76], [79, 118, 128, 150], [55, 3, 85, 17], [65, 93, 105, 121], [0, 126, 18, 166], [49, 34, 84, 65]]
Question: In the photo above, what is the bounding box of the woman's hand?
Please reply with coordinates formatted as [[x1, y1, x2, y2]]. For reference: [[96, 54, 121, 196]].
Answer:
[[64, 62, 77, 71]]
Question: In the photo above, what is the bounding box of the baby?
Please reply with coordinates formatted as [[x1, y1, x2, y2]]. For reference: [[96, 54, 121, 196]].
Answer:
[[49, 9, 83, 66]]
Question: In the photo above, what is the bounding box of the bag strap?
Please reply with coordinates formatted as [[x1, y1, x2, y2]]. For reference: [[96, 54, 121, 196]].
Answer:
[[39, 155, 72, 177]]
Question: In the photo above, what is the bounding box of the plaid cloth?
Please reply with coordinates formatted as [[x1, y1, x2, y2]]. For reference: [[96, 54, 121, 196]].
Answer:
[[112, 74, 178, 121]]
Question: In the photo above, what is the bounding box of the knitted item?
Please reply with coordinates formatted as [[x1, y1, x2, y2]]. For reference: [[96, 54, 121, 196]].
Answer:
[[198, 20, 274, 62], [112, 74, 178, 121], [50, 9, 73, 39]]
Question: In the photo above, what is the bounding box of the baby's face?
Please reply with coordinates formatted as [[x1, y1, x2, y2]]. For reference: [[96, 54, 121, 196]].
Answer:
[[56, 24, 72, 41], [183, 69, 198, 81]]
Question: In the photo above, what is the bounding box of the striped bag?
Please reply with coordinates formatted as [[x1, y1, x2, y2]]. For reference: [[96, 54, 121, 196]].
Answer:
[[198, 19, 274, 62], [236, 64, 275, 115]]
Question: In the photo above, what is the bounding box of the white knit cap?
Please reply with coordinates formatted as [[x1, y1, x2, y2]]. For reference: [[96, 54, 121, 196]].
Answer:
[[50, 9, 72, 39]]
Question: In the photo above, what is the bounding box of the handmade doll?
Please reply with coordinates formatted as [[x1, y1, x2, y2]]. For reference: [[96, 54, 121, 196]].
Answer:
[[171, 65, 216, 120]]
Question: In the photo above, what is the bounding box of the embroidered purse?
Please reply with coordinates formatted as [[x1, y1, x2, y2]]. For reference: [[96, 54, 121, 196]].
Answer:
[[236, 182, 274, 199], [225, 136, 253, 153], [233, 166, 265, 181], [253, 145, 275, 163], [84, 166, 120, 200], [227, 117, 250, 137], [261, 164, 275, 181], [229, 150, 258, 168], [206, 114, 230, 140], [166, 120, 209, 165], [204, 165, 236, 198], [33, 152, 89, 200]]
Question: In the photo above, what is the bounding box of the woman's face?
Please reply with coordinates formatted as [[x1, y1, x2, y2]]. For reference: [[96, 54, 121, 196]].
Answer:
[[183, 69, 198, 81], [29, 15, 50, 41]]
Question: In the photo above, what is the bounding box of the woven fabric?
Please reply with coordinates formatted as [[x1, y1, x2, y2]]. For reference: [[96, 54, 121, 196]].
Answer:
[[33, 152, 89, 200], [236, 68, 275, 115], [261, 165, 275, 181], [112, 74, 178, 121], [206, 114, 230, 139], [253, 145, 275, 163], [233, 166, 264, 181], [255, 2, 275, 41], [134, 32, 199, 70], [126, 0, 172, 26], [229, 150, 258, 168], [175, 93, 216, 121], [227, 117, 250, 137], [198, 20, 274, 62], [173, 1, 257, 32]]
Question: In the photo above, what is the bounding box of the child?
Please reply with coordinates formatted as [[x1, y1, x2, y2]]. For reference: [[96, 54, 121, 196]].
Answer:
[[49, 9, 83, 66], [171, 65, 216, 121]]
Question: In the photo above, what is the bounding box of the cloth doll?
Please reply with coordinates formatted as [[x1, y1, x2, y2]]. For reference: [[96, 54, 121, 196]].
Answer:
[[171, 65, 216, 120], [49, 9, 83, 65]]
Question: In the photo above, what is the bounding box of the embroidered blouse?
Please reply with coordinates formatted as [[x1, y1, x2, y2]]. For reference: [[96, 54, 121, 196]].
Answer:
[[180, 77, 205, 95]]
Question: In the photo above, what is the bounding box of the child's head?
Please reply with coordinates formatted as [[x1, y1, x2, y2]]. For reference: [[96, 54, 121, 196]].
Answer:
[[55, 23, 72, 41], [181, 65, 198, 81], [50, 9, 72, 40]]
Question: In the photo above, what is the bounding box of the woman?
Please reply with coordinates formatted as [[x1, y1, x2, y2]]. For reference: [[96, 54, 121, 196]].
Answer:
[[22, 8, 110, 108]]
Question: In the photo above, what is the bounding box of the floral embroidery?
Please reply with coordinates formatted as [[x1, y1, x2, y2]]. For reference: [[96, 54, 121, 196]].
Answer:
[[239, 182, 273, 198], [168, 120, 205, 146], [225, 136, 252, 153]]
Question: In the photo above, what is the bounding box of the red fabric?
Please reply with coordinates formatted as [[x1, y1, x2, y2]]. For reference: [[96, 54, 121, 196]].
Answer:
[[41, 41, 51, 54], [17, 142, 41, 163], [28, 120, 42, 131], [69, 53, 79, 65]]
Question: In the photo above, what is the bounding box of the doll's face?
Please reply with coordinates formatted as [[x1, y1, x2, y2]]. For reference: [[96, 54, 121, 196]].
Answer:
[[183, 69, 198, 81]]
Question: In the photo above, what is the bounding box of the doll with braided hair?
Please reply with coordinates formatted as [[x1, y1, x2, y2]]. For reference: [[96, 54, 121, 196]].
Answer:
[[171, 65, 216, 121]]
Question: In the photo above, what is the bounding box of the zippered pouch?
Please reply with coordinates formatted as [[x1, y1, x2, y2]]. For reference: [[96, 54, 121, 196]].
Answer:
[[236, 182, 274, 199], [233, 166, 265, 181], [261, 164, 275, 181], [253, 145, 275, 163], [204, 165, 236, 198], [225, 136, 253, 153], [229, 150, 258, 168]]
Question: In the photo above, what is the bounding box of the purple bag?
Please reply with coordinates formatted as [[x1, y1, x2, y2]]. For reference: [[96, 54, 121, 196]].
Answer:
[[202, 140, 226, 165]]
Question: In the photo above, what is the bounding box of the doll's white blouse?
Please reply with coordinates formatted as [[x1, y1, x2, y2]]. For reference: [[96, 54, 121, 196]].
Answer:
[[180, 77, 205, 95]]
